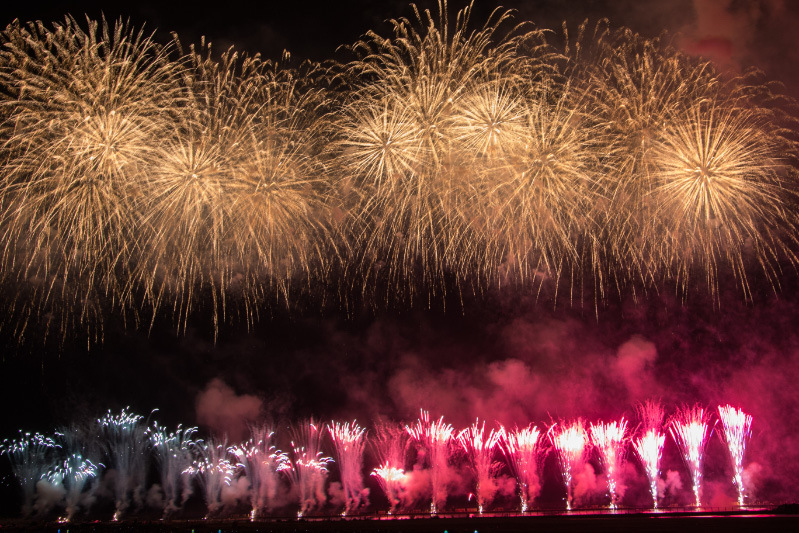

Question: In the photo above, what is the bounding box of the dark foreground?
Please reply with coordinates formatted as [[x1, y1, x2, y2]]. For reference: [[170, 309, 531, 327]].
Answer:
[[3, 510, 799, 533]]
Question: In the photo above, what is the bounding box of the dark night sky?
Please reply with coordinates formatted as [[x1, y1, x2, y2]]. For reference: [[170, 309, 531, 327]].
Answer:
[[1, 0, 799, 514]]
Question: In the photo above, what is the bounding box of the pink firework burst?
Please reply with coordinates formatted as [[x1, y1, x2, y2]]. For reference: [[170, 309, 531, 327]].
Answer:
[[717, 405, 753, 506], [283, 420, 333, 518], [549, 420, 588, 510], [406, 409, 454, 515], [500, 424, 544, 512], [669, 405, 713, 507], [328, 420, 368, 515], [590, 417, 629, 509], [633, 401, 665, 509], [370, 422, 409, 514], [457, 420, 504, 514]]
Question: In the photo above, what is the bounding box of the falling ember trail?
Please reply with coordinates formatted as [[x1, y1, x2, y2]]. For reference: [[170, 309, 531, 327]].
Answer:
[[549, 420, 588, 511], [669, 405, 713, 508], [717, 405, 753, 506]]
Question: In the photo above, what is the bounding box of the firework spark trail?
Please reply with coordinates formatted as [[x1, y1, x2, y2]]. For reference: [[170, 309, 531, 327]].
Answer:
[[549, 420, 588, 511], [328, 421, 368, 515], [150, 423, 197, 518], [184, 438, 236, 519], [632, 401, 666, 508], [406, 409, 455, 514], [717, 405, 753, 506], [46, 453, 100, 522], [0, 431, 60, 516], [589, 418, 628, 509], [370, 422, 409, 514], [457, 420, 504, 514], [97, 409, 149, 521], [669, 405, 713, 507], [500, 425, 544, 512], [230, 426, 288, 521], [282, 420, 333, 517]]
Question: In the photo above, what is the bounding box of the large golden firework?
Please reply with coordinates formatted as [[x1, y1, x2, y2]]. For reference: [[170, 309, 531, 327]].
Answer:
[[575, 28, 724, 292], [336, 0, 549, 302], [140, 44, 332, 334], [0, 17, 181, 341], [0, 5, 796, 344], [474, 86, 603, 292], [648, 100, 795, 296]]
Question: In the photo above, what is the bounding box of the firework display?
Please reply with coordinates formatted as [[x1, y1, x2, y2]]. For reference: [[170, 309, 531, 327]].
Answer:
[[717, 405, 753, 506], [97, 408, 150, 520], [370, 422, 409, 514], [0, 403, 760, 520], [500, 424, 545, 512], [669, 405, 713, 507], [457, 420, 504, 514], [549, 420, 589, 511], [589, 418, 628, 509], [632, 401, 666, 509], [150, 424, 198, 518], [0, 0, 796, 343], [406, 410, 455, 514], [230, 426, 289, 521], [0, 431, 60, 516], [185, 438, 237, 519], [283, 420, 333, 518], [327, 421, 368, 515]]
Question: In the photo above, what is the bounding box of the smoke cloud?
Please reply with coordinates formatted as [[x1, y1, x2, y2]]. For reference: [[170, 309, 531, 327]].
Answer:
[[195, 378, 263, 442]]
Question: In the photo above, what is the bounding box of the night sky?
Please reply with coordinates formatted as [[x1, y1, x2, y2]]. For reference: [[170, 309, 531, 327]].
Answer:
[[1, 0, 799, 518]]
